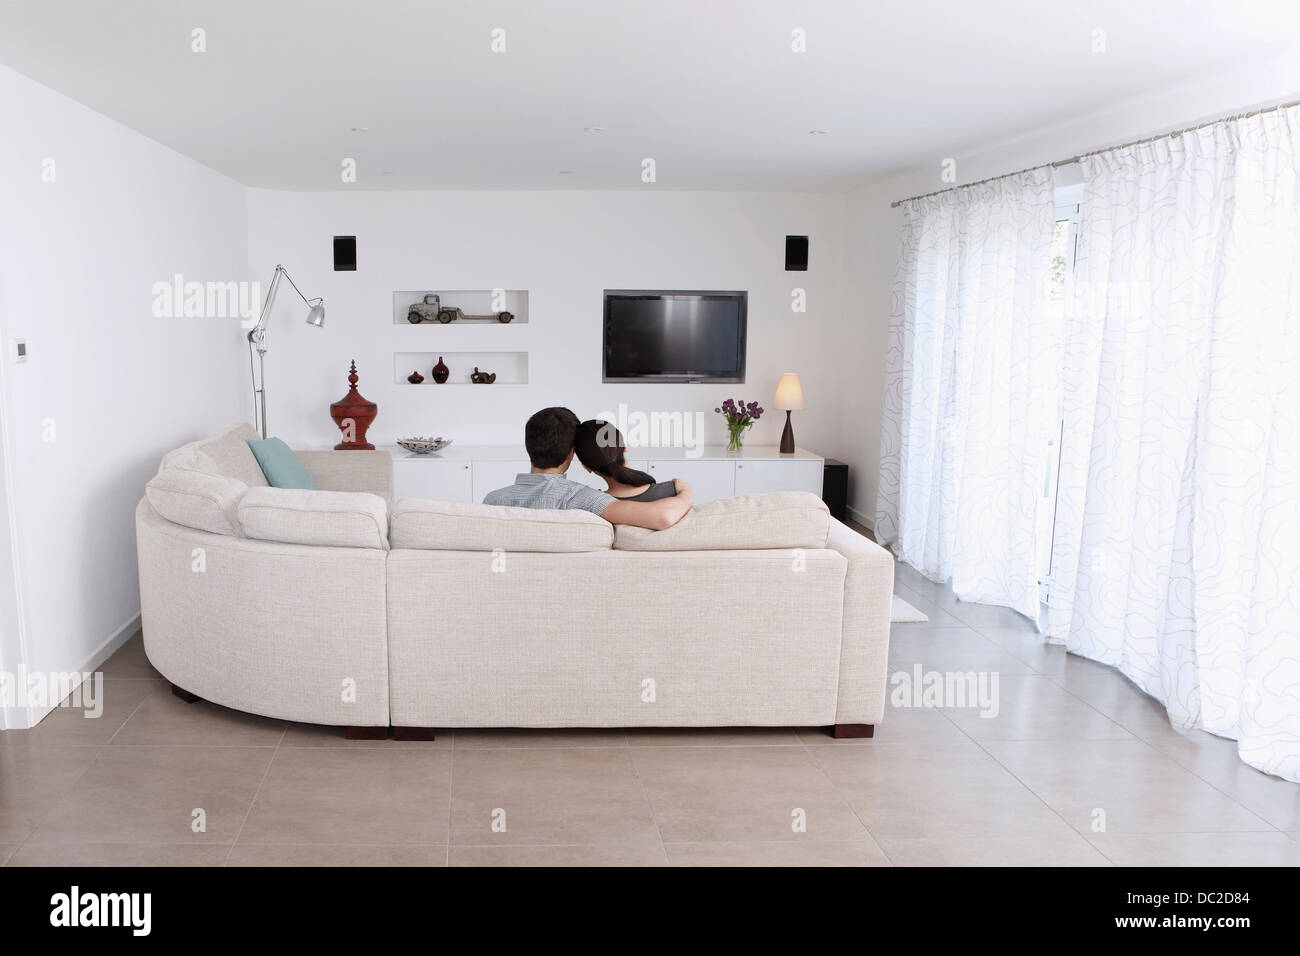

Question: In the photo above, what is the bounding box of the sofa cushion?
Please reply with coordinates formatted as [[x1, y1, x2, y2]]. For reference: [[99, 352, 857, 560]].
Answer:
[[145, 468, 248, 536], [247, 437, 319, 489], [614, 491, 830, 551], [238, 487, 389, 550], [391, 498, 613, 552]]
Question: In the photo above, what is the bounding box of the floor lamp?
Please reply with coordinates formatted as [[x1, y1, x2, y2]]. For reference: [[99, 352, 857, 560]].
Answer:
[[247, 265, 325, 439]]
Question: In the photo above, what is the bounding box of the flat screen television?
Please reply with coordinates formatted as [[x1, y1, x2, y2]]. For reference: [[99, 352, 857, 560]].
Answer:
[[602, 290, 747, 383]]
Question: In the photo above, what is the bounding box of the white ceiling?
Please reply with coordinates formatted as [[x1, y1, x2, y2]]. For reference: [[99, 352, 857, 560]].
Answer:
[[2, 0, 1298, 191]]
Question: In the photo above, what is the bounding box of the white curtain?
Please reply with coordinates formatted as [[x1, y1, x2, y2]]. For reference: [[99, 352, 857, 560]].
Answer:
[[877, 168, 1058, 618], [1048, 106, 1300, 783]]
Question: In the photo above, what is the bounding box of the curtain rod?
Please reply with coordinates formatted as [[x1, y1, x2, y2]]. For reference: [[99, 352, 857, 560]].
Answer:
[[889, 96, 1300, 208]]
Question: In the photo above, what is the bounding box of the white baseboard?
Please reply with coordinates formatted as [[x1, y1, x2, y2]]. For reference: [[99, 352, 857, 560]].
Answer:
[[847, 504, 874, 531], [18, 611, 141, 729]]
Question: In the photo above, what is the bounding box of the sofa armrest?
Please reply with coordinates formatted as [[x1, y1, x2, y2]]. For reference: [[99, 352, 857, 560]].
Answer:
[[825, 518, 894, 724], [295, 450, 393, 500]]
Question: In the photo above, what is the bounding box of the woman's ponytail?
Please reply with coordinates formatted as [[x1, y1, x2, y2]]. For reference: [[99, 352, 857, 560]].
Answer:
[[575, 419, 656, 488]]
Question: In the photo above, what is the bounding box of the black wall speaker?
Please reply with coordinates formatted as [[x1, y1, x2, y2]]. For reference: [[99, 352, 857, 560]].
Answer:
[[333, 235, 357, 272], [785, 235, 809, 271]]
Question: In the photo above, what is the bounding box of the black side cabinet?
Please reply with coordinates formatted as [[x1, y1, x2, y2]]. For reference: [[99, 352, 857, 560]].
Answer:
[[823, 458, 848, 521]]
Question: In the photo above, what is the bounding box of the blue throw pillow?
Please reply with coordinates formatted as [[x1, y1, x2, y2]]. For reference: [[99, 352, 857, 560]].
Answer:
[[247, 437, 318, 489]]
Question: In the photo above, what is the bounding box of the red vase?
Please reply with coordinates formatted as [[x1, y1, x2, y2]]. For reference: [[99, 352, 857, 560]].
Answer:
[[431, 356, 450, 384], [329, 360, 378, 450]]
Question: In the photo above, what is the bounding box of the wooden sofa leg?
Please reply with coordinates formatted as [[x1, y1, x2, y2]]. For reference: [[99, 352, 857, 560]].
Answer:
[[345, 726, 389, 740], [831, 723, 874, 739], [393, 727, 437, 741], [171, 683, 201, 704]]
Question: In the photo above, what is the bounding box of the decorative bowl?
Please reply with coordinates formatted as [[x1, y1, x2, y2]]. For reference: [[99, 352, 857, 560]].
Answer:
[[397, 437, 452, 455]]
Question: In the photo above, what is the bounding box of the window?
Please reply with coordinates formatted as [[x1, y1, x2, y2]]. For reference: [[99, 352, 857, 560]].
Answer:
[[1037, 187, 1082, 597]]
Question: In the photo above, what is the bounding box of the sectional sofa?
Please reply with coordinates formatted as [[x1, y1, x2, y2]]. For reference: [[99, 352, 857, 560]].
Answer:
[[136, 424, 894, 739]]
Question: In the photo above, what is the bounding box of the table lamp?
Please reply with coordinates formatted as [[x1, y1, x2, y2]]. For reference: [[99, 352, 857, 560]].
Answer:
[[775, 372, 804, 454]]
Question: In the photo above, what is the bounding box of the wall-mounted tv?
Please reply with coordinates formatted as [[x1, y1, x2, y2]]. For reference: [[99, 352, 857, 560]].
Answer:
[[602, 290, 747, 383]]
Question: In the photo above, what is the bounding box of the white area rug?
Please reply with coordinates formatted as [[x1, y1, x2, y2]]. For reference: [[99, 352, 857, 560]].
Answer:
[[890, 595, 929, 623]]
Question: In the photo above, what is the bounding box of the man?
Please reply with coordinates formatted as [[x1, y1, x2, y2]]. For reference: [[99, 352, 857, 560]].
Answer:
[[484, 407, 692, 530]]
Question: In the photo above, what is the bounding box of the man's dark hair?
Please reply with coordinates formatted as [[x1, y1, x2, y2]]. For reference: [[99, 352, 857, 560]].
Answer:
[[524, 407, 579, 469]]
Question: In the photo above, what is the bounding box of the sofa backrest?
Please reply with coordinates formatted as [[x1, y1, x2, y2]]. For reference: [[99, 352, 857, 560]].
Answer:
[[391, 498, 613, 552], [239, 487, 390, 550], [613, 491, 830, 551], [161, 423, 268, 487]]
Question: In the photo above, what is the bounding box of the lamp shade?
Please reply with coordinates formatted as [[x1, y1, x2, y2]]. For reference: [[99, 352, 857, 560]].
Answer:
[[306, 302, 326, 327], [774, 372, 804, 410]]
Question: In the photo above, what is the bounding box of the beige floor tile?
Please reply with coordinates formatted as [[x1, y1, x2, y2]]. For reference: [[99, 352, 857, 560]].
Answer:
[[226, 844, 447, 866], [972, 627, 1085, 677], [1048, 667, 1184, 740], [878, 834, 1111, 866], [278, 723, 451, 749], [0, 746, 102, 843], [449, 844, 668, 867], [941, 675, 1133, 741], [983, 738, 1274, 834], [238, 748, 451, 844], [890, 585, 965, 627], [631, 745, 866, 843], [795, 707, 971, 746], [1144, 731, 1300, 831], [1087, 831, 1300, 866], [28, 746, 272, 844], [889, 627, 1041, 675], [895, 571, 1039, 633], [2, 679, 165, 747], [7, 843, 229, 866], [450, 747, 659, 846], [98, 631, 163, 679], [941, 601, 1040, 631], [111, 687, 287, 747], [456, 728, 628, 749], [625, 727, 801, 747], [0, 845, 13, 866], [666, 836, 890, 867], [809, 739, 1076, 840]]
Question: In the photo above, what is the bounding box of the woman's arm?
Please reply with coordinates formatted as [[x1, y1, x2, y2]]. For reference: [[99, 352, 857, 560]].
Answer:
[[601, 481, 693, 530]]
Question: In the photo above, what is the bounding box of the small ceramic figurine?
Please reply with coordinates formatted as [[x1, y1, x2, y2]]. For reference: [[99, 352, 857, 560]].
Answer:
[[470, 367, 497, 384]]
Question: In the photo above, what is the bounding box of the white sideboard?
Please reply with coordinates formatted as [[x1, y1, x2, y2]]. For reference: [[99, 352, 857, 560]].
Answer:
[[381, 444, 824, 505]]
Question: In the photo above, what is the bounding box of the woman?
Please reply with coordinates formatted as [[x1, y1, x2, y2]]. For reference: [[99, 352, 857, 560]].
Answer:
[[574, 419, 680, 501]]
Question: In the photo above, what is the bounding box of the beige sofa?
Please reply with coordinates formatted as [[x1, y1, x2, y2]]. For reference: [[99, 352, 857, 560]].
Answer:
[[136, 424, 894, 738]]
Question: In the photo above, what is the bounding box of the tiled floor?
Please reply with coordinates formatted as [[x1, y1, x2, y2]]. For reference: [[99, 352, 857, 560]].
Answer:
[[3, 557, 1299, 866]]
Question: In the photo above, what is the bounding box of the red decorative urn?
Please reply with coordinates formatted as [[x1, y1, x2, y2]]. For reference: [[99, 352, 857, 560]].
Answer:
[[329, 360, 378, 450]]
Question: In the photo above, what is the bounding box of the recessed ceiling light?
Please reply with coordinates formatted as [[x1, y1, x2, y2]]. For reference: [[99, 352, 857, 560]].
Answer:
[[809, 129, 829, 135], [351, 127, 368, 132], [583, 126, 603, 133], [558, 170, 573, 175]]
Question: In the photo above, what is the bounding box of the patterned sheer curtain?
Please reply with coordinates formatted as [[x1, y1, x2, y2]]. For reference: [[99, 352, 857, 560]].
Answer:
[[876, 168, 1058, 619], [1048, 105, 1300, 782]]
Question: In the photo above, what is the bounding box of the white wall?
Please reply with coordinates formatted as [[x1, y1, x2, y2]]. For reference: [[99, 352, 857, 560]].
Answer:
[[0, 65, 248, 716], [246, 190, 847, 456], [837, 49, 1300, 526]]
